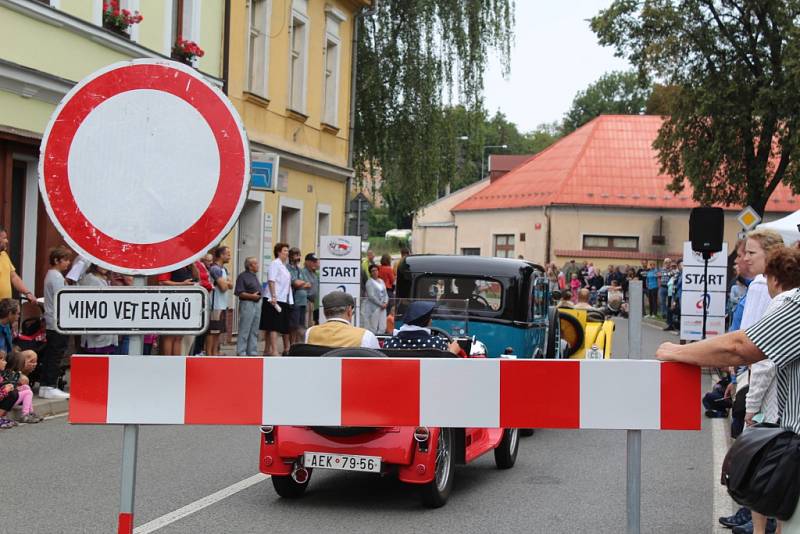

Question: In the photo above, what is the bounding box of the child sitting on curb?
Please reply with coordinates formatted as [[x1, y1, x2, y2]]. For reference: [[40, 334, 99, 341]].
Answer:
[[0, 353, 18, 428], [1, 351, 43, 424]]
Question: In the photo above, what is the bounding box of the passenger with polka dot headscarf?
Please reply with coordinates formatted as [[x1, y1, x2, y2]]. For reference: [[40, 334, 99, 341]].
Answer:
[[384, 301, 461, 354]]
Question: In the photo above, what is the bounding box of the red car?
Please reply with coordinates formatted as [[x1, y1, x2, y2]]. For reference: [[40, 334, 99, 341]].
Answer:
[[259, 345, 520, 508]]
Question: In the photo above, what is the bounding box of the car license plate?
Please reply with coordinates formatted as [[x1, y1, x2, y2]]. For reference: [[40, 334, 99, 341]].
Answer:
[[303, 452, 381, 473]]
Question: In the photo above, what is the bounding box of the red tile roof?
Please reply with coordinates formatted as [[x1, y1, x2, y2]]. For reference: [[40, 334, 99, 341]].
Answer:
[[453, 115, 799, 212]]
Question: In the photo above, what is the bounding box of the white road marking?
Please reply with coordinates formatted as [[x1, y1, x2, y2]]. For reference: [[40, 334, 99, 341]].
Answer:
[[710, 373, 733, 533], [133, 473, 270, 533]]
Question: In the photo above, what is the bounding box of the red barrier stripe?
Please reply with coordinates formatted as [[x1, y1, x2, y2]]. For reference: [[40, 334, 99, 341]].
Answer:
[[117, 512, 133, 534], [500, 360, 581, 429], [184, 357, 264, 424], [341, 359, 420, 426], [660, 362, 701, 430], [69, 356, 109, 424]]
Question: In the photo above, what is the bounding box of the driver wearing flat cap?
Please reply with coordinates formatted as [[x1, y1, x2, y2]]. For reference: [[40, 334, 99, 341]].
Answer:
[[304, 291, 380, 348], [384, 301, 461, 354]]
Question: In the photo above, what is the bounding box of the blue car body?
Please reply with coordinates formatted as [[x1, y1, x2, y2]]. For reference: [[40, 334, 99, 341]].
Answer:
[[394, 255, 553, 358]]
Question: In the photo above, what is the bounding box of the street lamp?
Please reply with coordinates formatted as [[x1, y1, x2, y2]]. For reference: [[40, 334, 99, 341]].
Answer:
[[481, 144, 508, 181]]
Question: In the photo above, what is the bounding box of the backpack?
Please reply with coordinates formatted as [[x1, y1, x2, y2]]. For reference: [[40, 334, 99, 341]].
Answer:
[[721, 425, 800, 520]]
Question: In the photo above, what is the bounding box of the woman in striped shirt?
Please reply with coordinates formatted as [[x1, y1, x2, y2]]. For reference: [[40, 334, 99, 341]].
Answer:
[[657, 282, 800, 533]]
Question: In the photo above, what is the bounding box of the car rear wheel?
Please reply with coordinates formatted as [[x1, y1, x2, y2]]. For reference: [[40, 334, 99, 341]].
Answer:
[[420, 428, 454, 508], [494, 428, 519, 469], [272, 471, 311, 499]]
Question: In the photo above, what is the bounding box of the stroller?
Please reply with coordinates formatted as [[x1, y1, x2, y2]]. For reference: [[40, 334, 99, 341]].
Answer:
[[14, 299, 69, 391]]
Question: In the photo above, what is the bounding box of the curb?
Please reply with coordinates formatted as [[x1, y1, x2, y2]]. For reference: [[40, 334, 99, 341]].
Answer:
[[10, 396, 70, 421]]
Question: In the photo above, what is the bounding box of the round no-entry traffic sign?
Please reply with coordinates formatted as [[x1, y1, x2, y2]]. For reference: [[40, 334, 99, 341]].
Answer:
[[39, 59, 249, 275]]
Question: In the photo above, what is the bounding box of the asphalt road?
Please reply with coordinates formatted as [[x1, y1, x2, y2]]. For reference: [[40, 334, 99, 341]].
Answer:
[[2, 319, 715, 533]]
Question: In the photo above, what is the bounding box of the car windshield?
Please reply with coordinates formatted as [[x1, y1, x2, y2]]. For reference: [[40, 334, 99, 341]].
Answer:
[[390, 298, 469, 338], [411, 275, 503, 313]]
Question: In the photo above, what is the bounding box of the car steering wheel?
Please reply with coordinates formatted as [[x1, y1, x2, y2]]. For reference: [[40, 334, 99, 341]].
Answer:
[[471, 295, 491, 309], [429, 326, 454, 342]]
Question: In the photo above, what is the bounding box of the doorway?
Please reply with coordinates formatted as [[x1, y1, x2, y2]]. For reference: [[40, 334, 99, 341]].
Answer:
[[317, 209, 330, 251], [234, 199, 263, 334], [279, 200, 302, 249]]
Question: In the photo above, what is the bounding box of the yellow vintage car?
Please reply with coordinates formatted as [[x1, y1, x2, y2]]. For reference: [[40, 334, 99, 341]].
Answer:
[[557, 307, 615, 359]]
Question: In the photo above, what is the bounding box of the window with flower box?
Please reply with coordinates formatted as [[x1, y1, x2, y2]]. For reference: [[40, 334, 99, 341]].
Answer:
[[169, 0, 202, 65], [102, 0, 143, 40]]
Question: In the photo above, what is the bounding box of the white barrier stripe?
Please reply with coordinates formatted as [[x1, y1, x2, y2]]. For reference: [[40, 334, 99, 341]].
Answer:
[[108, 357, 187, 425], [579, 360, 661, 430], [420, 359, 500, 427], [262, 358, 342, 425]]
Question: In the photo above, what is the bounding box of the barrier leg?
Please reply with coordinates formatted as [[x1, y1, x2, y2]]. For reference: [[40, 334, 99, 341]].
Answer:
[[626, 429, 641, 534], [119, 424, 139, 534], [626, 280, 643, 534], [118, 276, 145, 534]]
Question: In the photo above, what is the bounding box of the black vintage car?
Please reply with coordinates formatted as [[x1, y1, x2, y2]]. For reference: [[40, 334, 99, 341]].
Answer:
[[394, 255, 561, 358]]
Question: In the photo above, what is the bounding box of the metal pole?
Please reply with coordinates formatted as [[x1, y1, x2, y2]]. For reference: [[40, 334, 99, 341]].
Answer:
[[628, 280, 642, 358], [626, 430, 642, 534], [626, 279, 643, 534], [119, 276, 145, 534]]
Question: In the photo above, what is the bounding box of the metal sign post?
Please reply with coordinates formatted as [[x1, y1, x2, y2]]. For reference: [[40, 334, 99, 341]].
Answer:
[[119, 276, 145, 534], [38, 58, 249, 534], [626, 280, 643, 534]]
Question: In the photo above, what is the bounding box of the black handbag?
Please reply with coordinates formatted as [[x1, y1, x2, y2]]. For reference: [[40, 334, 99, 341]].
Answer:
[[721, 424, 800, 520]]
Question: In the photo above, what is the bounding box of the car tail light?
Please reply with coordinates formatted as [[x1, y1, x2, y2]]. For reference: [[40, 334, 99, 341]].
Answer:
[[414, 426, 430, 442]]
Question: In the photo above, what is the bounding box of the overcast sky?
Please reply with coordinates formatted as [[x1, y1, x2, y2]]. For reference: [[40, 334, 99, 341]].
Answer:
[[482, 0, 632, 133]]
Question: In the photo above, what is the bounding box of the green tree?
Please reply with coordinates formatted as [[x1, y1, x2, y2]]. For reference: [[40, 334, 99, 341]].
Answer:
[[438, 107, 562, 194], [592, 1, 800, 216], [354, 0, 515, 226], [561, 71, 651, 134]]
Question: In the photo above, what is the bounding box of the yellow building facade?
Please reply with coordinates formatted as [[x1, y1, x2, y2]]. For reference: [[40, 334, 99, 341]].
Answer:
[[0, 0, 225, 293], [226, 0, 368, 284]]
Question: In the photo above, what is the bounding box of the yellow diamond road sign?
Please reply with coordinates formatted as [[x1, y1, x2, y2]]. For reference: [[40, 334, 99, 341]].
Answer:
[[737, 206, 761, 231]]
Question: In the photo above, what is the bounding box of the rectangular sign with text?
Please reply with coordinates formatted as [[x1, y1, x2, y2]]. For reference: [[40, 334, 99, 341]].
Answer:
[[681, 266, 728, 293], [318, 236, 362, 325], [56, 287, 208, 334], [320, 260, 361, 284]]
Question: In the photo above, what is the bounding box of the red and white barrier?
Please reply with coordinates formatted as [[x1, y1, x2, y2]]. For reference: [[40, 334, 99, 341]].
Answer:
[[69, 356, 701, 430]]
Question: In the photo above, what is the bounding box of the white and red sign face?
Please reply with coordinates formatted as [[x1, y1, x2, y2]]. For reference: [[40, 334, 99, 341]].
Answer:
[[39, 59, 249, 275]]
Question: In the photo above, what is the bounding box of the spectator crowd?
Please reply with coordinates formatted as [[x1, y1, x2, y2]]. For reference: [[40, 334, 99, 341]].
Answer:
[[545, 257, 684, 330]]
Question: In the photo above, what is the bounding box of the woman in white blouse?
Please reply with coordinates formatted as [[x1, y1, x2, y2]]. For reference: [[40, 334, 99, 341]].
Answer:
[[363, 264, 388, 334], [260, 243, 293, 356]]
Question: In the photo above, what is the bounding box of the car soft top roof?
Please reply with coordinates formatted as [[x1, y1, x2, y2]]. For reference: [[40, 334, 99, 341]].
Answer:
[[401, 255, 543, 278]]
